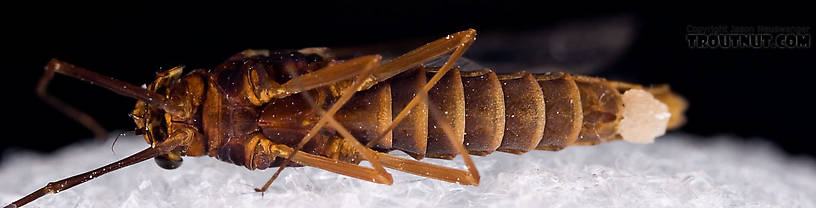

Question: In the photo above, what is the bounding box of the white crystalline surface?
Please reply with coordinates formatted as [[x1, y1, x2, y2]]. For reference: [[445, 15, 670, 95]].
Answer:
[[2, 134, 815, 208]]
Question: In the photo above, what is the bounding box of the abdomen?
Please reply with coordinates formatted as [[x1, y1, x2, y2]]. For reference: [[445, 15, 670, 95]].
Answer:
[[260, 66, 627, 161]]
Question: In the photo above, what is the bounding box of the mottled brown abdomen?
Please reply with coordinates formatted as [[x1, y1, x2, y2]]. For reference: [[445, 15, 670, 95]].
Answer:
[[267, 66, 634, 160]]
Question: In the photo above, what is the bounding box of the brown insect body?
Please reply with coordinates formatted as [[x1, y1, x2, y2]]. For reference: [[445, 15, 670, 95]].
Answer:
[[129, 49, 684, 171], [8, 29, 687, 208]]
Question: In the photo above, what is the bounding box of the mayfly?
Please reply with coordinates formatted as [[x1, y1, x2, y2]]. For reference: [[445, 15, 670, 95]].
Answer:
[[6, 28, 686, 208]]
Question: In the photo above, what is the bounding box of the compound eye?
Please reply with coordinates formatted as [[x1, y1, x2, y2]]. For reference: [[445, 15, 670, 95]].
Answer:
[[154, 153, 183, 170]]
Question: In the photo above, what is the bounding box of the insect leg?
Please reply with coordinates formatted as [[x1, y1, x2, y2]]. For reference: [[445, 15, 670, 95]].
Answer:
[[350, 28, 479, 184], [367, 101, 481, 185], [365, 28, 476, 149], [255, 55, 394, 193], [253, 137, 391, 184], [253, 29, 477, 100], [364, 29, 477, 90], [350, 29, 480, 184], [375, 152, 477, 185], [37, 59, 183, 139], [5, 131, 192, 208], [257, 28, 477, 190], [253, 55, 378, 101]]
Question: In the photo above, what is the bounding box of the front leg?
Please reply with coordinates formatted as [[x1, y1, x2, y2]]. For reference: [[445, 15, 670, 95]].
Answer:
[[5, 130, 194, 208]]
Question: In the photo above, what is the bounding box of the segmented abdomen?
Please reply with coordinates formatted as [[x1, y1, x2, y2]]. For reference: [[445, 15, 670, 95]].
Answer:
[[334, 67, 628, 160]]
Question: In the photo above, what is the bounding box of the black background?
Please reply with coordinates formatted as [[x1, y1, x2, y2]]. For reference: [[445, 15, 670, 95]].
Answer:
[[3, 2, 815, 159]]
